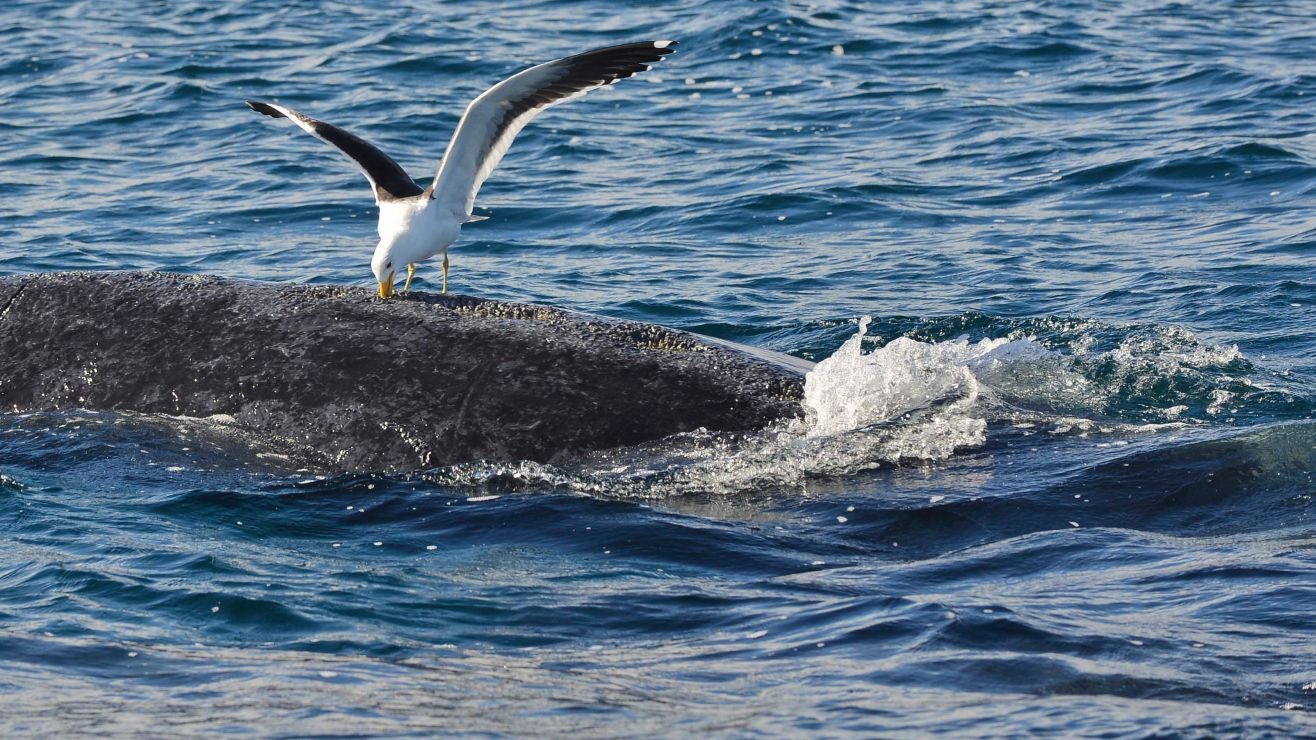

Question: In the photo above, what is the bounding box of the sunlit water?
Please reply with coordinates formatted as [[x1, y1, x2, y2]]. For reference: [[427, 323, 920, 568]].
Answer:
[[2, 0, 1316, 734]]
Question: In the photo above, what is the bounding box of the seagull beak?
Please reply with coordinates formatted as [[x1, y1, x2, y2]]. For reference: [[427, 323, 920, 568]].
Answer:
[[378, 272, 395, 300]]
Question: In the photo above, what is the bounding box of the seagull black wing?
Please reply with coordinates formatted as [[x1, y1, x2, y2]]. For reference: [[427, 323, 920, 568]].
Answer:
[[430, 40, 677, 220], [246, 101, 424, 203]]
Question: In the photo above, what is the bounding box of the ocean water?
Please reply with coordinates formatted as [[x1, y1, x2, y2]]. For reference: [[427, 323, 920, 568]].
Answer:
[[2, 0, 1316, 734]]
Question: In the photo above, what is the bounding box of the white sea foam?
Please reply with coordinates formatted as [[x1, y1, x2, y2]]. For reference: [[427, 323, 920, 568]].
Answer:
[[801, 317, 1050, 439]]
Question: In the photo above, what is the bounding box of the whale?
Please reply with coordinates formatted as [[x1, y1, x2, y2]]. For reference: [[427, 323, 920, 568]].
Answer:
[[0, 272, 808, 472]]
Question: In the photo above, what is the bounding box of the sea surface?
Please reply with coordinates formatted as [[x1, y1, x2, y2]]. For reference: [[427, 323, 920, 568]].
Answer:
[[2, 0, 1316, 735]]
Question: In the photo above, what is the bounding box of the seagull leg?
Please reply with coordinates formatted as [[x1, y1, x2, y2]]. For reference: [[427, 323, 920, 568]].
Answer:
[[442, 253, 449, 294], [403, 263, 416, 293]]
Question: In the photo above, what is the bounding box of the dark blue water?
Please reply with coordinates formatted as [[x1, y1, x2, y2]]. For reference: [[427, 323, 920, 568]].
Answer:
[[3, 0, 1316, 734]]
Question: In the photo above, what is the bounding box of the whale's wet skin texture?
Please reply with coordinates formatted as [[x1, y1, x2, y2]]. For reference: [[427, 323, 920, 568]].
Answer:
[[0, 271, 803, 471]]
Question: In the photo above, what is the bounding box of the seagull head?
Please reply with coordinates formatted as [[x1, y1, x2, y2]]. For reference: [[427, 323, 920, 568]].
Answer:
[[371, 244, 396, 300]]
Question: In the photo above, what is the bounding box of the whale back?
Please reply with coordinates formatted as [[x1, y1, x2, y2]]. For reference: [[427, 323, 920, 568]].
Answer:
[[0, 271, 804, 472]]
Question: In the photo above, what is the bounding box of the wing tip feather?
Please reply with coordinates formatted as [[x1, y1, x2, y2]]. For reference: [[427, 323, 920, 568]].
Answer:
[[246, 100, 285, 119]]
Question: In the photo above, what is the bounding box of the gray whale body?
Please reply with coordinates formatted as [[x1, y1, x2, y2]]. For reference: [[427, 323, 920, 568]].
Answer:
[[0, 272, 807, 472]]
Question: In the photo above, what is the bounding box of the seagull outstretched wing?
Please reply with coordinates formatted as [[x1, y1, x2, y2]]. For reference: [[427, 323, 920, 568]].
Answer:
[[429, 40, 677, 221], [246, 101, 424, 203]]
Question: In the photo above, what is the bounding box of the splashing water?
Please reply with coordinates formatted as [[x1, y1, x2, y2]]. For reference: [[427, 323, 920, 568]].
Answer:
[[796, 316, 1081, 455], [802, 316, 1055, 437], [804, 318, 972, 436]]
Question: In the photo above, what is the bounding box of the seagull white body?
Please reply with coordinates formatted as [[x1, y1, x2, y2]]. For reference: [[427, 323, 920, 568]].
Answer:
[[247, 40, 677, 298], [372, 198, 460, 289]]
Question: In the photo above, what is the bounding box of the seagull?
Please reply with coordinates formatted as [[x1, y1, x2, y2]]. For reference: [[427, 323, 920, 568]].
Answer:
[[246, 40, 677, 299]]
